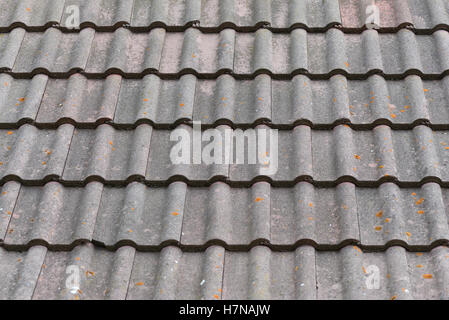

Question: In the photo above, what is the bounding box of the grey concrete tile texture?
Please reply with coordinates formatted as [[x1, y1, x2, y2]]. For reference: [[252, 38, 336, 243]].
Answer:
[[1, 0, 449, 300]]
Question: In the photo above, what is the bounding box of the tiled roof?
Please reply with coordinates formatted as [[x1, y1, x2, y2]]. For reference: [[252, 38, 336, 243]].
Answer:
[[1, 0, 449, 300], [1, 0, 449, 32], [1, 244, 449, 300]]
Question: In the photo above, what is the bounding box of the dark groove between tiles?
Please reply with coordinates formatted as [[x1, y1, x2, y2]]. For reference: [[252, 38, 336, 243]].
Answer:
[[1, 23, 449, 35], [1, 238, 448, 253], [4, 68, 449, 81], [0, 117, 441, 131], [0, 174, 447, 188]]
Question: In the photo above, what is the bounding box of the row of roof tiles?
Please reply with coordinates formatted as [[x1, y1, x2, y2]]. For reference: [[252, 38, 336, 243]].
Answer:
[[1, 0, 449, 32], [1, 181, 449, 248], [1, 73, 449, 127], [2, 28, 449, 76], [1, 244, 448, 300], [0, 124, 449, 184]]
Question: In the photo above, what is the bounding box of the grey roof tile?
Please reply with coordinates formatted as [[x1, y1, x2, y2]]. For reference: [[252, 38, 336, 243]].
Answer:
[[0, 0, 64, 29], [340, 0, 449, 30], [93, 182, 186, 247], [0, 0, 341, 31], [131, 0, 202, 29], [11, 27, 95, 75], [0, 245, 47, 300], [1, 124, 449, 183], [3, 181, 449, 248], [4, 0, 449, 32], [60, 0, 134, 29], [0, 74, 47, 124], [0, 124, 73, 181], [147, 125, 230, 182], [114, 74, 196, 125], [37, 74, 121, 124], [5, 73, 449, 127], [5, 181, 103, 246], [0, 181, 21, 242], [33, 244, 134, 300], [3, 28, 449, 76], [62, 124, 152, 182], [2, 244, 448, 300]]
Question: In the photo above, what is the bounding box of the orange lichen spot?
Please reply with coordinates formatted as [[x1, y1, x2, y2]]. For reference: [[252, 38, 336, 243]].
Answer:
[[353, 246, 361, 253], [7, 131, 13, 135], [345, 62, 349, 68], [424, 89, 429, 92], [376, 210, 383, 218], [353, 167, 357, 172], [362, 266, 367, 274], [416, 264, 423, 268], [192, 53, 196, 58], [406, 232, 411, 237], [179, 103, 184, 107], [390, 113, 396, 119], [416, 253, 423, 256], [129, 229, 133, 233], [411, 192, 416, 196], [131, 207, 135, 211], [1, 191, 6, 195], [6, 211, 11, 215], [386, 273, 391, 278], [85, 271, 95, 277], [295, 266, 299, 271], [143, 98, 149, 102], [255, 197, 264, 202], [354, 154, 361, 160], [258, 97, 263, 101], [135, 282, 144, 286], [213, 294, 220, 299], [42, 161, 47, 165], [307, 217, 314, 221], [445, 147, 449, 150], [391, 295, 397, 300], [379, 165, 384, 169], [18, 97, 25, 102], [417, 210, 424, 215], [75, 257, 80, 261], [4, 82, 8, 87], [26, 7, 31, 12], [423, 274, 433, 279], [416, 198, 424, 205], [108, 141, 113, 145], [0, 162, 3, 166], [385, 218, 391, 223], [404, 105, 410, 109], [171, 211, 180, 216], [308, 202, 313, 207], [374, 226, 382, 231]]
